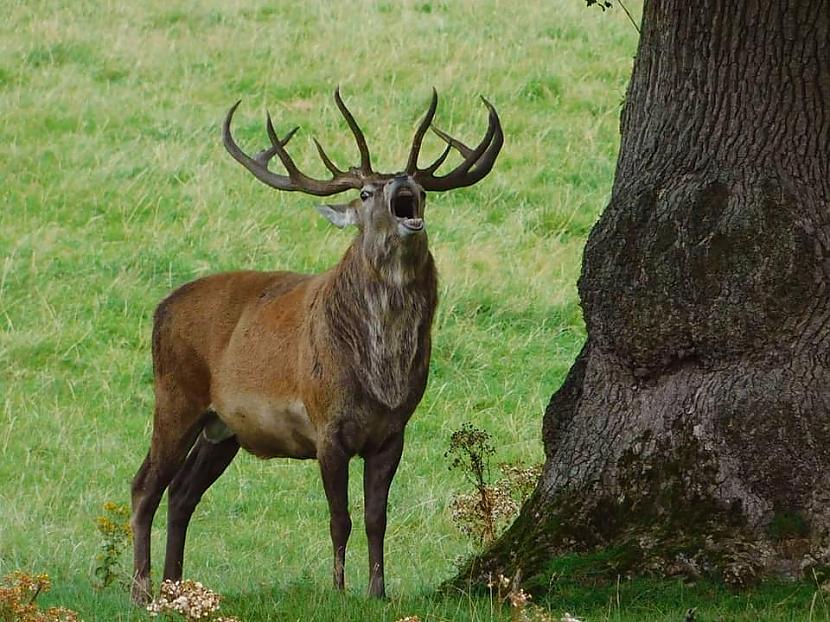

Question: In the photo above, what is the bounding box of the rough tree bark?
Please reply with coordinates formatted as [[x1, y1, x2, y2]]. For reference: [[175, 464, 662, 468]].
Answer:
[[466, 0, 830, 588]]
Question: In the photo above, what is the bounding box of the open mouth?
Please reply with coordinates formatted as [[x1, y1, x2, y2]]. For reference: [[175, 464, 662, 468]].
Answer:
[[390, 185, 425, 234], [391, 190, 418, 219]]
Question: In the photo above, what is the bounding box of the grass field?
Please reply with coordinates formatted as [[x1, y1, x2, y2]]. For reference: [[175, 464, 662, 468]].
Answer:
[[1, 1, 827, 620]]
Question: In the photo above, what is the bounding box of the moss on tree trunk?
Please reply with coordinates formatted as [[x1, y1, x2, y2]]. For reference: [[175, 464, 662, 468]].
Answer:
[[459, 0, 830, 591]]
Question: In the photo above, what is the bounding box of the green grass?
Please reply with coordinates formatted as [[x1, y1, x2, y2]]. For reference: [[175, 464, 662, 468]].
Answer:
[[0, 0, 824, 620]]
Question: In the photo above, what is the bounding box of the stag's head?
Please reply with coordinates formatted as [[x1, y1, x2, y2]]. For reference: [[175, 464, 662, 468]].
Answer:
[[223, 89, 502, 269]]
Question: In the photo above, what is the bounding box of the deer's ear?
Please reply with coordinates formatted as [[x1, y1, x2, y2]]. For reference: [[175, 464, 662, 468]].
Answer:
[[316, 202, 360, 229]]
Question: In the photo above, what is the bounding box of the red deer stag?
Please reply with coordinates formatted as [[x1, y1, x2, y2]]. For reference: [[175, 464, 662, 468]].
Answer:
[[130, 88, 503, 603]]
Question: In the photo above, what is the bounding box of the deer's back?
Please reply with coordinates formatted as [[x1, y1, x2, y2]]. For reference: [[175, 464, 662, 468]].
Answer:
[[151, 270, 316, 388]]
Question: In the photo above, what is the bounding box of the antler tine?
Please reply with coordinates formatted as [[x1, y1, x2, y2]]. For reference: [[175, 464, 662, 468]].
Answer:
[[253, 118, 298, 166], [224, 101, 294, 192], [414, 96, 504, 192], [265, 109, 345, 178], [465, 97, 504, 178], [417, 122, 469, 175], [433, 101, 496, 174], [420, 142, 452, 176], [312, 138, 346, 177], [262, 110, 309, 180], [223, 101, 364, 197], [430, 125, 474, 158], [416, 97, 494, 179], [405, 88, 438, 175], [333, 87, 373, 175]]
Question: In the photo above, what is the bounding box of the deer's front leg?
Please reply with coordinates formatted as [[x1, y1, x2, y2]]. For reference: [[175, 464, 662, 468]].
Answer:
[[318, 442, 352, 591], [363, 433, 404, 598]]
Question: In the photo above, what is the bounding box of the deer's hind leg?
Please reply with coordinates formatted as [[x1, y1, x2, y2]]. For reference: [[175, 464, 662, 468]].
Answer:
[[130, 381, 205, 604], [163, 420, 239, 582]]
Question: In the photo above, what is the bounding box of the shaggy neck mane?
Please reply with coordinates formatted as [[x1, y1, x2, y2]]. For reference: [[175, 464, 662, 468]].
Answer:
[[324, 236, 437, 409]]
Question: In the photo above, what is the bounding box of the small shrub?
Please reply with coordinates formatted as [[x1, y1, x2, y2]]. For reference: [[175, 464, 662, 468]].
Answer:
[[446, 424, 541, 546], [92, 502, 132, 590], [446, 424, 498, 544], [0, 571, 82, 622], [146, 579, 239, 622]]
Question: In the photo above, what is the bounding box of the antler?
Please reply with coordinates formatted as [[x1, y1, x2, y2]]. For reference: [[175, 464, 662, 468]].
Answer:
[[224, 89, 503, 196], [223, 89, 375, 197], [409, 93, 504, 192]]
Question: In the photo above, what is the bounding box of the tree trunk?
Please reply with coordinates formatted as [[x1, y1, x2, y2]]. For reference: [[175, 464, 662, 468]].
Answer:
[[468, 0, 830, 588]]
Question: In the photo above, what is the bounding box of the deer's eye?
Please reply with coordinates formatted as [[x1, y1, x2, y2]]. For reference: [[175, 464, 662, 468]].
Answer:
[[360, 190, 373, 201]]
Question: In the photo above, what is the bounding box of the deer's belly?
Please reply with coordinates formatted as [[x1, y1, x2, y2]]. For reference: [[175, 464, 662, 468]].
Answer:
[[211, 393, 318, 459]]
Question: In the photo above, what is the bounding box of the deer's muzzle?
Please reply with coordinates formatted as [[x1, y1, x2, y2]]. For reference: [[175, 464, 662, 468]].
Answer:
[[389, 179, 425, 235]]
